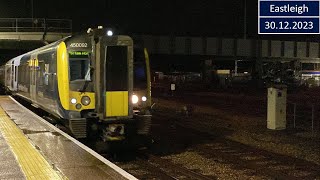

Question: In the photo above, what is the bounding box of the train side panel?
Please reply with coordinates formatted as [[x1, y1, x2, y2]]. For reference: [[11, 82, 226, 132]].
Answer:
[[4, 63, 12, 90], [17, 49, 63, 118], [17, 54, 31, 99], [34, 49, 61, 117]]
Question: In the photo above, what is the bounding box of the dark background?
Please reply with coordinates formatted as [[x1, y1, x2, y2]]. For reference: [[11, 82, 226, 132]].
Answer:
[[0, 0, 255, 37], [1, 0, 319, 41]]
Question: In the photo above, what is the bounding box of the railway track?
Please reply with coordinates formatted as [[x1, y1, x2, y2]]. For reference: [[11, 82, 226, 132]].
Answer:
[[172, 122, 320, 179], [144, 154, 215, 180], [114, 153, 216, 180], [195, 139, 319, 179], [134, 109, 320, 179]]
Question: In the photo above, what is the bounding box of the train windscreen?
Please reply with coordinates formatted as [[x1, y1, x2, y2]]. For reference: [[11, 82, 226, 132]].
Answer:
[[134, 49, 147, 89], [69, 51, 91, 81]]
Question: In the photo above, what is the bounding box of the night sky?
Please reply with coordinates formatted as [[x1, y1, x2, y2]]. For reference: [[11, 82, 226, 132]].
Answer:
[[0, 0, 318, 41], [0, 0, 319, 70], [0, 1, 257, 37]]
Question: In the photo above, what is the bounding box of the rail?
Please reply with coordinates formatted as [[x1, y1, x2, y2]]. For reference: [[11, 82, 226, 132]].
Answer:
[[0, 18, 72, 33]]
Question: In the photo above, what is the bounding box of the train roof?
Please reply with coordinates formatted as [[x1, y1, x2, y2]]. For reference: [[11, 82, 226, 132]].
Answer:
[[6, 54, 26, 66], [2, 36, 72, 66], [25, 36, 71, 56], [20, 33, 92, 58]]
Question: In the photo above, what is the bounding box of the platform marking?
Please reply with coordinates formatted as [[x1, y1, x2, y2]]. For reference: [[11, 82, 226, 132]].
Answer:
[[9, 96, 138, 180], [0, 106, 66, 180]]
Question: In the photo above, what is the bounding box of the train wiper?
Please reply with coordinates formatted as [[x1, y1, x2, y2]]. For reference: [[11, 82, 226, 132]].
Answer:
[[80, 66, 94, 92]]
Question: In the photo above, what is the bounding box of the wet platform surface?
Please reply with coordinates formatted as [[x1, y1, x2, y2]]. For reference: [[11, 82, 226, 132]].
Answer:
[[0, 96, 136, 180]]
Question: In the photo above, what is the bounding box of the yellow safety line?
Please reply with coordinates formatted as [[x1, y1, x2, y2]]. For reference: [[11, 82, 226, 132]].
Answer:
[[0, 107, 67, 180]]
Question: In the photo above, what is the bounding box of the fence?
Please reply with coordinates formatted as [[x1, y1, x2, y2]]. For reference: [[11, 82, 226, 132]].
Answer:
[[0, 18, 72, 33], [287, 101, 320, 137]]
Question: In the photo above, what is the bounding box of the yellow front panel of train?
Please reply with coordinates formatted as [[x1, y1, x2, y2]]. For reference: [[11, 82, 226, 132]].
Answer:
[[106, 91, 128, 117]]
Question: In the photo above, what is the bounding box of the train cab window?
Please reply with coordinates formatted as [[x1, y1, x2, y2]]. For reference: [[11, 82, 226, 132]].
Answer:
[[134, 62, 147, 89], [134, 49, 147, 89], [14, 66, 17, 82], [69, 58, 91, 81]]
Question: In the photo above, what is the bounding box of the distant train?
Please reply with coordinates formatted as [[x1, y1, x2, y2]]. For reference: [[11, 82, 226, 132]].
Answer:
[[0, 28, 152, 147]]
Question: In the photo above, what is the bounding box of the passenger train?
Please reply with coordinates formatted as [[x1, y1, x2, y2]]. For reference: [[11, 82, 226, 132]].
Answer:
[[0, 28, 152, 147]]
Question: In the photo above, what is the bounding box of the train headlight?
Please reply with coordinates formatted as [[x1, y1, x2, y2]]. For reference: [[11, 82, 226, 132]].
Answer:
[[132, 95, 139, 104], [81, 96, 91, 106], [142, 96, 147, 102], [71, 98, 77, 104]]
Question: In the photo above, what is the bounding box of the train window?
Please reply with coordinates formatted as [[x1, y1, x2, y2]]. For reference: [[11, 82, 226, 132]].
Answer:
[[44, 64, 49, 85], [134, 49, 147, 89], [18, 66, 21, 84], [18, 65, 22, 84], [105, 46, 128, 91], [69, 59, 91, 81], [6, 66, 10, 85], [134, 62, 147, 89], [38, 62, 44, 86], [26, 63, 30, 84], [134, 48, 144, 62], [14, 66, 17, 82], [11, 64, 14, 87]]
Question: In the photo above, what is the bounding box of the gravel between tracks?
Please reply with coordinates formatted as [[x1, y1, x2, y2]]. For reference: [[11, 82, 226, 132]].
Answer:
[[153, 96, 320, 166], [163, 151, 269, 180]]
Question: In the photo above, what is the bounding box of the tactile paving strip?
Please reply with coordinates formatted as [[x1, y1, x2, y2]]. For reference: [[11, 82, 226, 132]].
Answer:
[[0, 107, 66, 180]]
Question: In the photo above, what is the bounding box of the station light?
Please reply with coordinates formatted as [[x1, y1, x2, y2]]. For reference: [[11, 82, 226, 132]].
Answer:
[[107, 30, 113, 36], [87, 28, 93, 34]]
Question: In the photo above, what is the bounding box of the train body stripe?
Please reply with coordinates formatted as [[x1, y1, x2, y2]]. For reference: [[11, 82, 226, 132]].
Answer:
[[57, 42, 70, 110], [144, 48, 152, 107]]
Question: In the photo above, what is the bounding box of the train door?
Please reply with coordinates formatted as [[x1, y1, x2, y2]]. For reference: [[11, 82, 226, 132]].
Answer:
[[37, 60, 45, 100], [30, 55, 38, 100], [11, 62, 14, 89], [105, 45, 129, 117], [94, 36, 133, 120]]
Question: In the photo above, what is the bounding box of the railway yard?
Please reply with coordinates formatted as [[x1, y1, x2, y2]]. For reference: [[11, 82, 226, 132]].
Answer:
[[109, 85, 320, 179], [0, 84, 320, 179]]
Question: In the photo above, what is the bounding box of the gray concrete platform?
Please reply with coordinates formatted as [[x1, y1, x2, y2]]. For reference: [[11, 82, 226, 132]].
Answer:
[[0, 132, 25, 179], [0, 96, 137, 180]]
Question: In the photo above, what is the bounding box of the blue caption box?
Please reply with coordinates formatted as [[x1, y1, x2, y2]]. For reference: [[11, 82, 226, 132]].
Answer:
[[259, 18, 319, 33], [260, 1, 319, 16]]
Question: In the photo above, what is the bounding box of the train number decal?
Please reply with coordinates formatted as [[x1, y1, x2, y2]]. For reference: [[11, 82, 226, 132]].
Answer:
[[69, 43, 88, 48]]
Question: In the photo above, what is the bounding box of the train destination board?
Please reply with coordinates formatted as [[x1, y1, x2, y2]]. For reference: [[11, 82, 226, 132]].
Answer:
[[258, 0, 320, 34]]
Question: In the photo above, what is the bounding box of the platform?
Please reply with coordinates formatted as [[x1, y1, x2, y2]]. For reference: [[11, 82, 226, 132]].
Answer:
[[0, 96, 137, 180]]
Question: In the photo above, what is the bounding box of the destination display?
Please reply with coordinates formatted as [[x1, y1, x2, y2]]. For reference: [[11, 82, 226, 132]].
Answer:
[[259, 0, 320, 34], [68, 51, 90, 58]]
